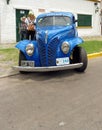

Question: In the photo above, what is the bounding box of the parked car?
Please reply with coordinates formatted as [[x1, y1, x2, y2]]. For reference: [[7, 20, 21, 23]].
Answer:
[[13, 12, 88, 73]]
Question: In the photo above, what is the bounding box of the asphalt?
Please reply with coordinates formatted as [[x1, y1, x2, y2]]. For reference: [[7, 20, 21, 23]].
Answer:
[[0, 52, 102, 78]]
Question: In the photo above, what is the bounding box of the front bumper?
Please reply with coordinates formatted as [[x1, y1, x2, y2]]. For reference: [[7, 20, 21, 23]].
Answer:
[[13, 63, 83, 72]]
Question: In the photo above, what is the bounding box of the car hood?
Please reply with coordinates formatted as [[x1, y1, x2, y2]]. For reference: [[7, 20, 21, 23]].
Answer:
[[36, 25, 75, 43]]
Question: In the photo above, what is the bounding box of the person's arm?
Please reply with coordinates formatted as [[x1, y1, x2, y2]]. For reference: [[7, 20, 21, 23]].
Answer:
[[25, 18, 30, 25]]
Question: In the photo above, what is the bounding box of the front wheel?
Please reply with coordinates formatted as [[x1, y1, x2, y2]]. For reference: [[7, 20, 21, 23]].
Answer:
[[72, 46, 88, 72], [19, 51, 27, 74]]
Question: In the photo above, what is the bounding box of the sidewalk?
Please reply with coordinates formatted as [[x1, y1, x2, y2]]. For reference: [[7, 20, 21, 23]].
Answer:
[[82, 36, 102, 41], [0, 66, 19, 78]]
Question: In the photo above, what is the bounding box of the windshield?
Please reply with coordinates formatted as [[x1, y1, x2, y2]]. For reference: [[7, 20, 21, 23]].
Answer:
[[37, 16, 71, 27]]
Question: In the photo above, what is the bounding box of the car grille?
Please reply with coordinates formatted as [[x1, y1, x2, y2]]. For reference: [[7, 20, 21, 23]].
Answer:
[[38, 37, 59, 66]]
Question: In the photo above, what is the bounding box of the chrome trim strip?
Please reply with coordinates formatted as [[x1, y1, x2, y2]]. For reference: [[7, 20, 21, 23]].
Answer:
[[13, 63, 83, 72], [45, 30, 48, 44]]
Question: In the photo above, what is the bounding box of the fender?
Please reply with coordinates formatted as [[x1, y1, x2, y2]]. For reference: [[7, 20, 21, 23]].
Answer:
[[69, 37, 84, 51], [15, 40, 32, 53], [15, 40, 40, 66]]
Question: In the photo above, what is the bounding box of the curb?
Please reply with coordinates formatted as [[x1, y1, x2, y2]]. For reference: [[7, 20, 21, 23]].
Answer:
[[0, 52, 102, 78], [0, 69, 19, 78], [88, 52, 102, 59]]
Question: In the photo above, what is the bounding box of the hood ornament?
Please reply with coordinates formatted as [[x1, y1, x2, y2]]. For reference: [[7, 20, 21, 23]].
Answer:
[[45, 30, 48, 44]]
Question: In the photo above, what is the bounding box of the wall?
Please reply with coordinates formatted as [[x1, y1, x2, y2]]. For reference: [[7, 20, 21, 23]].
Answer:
[[0, 0, 16, 43]]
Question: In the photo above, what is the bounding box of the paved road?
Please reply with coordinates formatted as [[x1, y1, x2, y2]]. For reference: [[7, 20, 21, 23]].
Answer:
[[0, 57, 102, 130]]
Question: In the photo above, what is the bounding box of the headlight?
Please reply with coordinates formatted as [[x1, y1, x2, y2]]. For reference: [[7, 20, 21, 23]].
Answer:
[[61, 41, 70, 54], [26, 43, 34, 56]]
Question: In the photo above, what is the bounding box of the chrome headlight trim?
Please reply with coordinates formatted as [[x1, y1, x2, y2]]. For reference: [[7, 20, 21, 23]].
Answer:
[[26, 43, 34, 56], [61, 41, 70, 54]]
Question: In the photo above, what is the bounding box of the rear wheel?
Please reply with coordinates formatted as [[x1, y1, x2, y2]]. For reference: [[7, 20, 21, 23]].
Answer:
[[72, 46, 88, 72]]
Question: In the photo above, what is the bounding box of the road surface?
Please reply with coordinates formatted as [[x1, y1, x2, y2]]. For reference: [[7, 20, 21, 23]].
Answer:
[[0, 57, 102, 130]]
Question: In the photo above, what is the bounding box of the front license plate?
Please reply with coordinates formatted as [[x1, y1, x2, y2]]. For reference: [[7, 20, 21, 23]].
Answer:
[[21, 60, 34, 67], [56, 57, 70, 66]]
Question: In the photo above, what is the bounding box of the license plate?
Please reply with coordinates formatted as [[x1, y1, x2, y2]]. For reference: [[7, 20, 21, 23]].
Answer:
[[56, 57, 70, 66], [21, 60, 34, 67]]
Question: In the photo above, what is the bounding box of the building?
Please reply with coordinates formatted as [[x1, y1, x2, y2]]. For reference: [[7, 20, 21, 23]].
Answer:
[[0, 0, 101, 44]]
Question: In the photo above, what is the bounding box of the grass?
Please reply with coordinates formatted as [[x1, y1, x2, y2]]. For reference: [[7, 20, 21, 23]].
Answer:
[[80, 40, 102, 54], [0, 48, 19, 65]]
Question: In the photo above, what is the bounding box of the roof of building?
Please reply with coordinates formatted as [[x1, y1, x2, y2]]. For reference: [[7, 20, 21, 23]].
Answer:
[[87, 0, 101, 2]]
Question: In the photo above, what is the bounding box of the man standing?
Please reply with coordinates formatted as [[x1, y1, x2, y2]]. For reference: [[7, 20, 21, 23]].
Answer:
[[19, 16, 27, 40]]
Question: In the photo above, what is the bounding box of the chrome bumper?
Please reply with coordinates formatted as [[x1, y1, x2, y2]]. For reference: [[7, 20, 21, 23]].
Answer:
[[13, 63, 83, 72]]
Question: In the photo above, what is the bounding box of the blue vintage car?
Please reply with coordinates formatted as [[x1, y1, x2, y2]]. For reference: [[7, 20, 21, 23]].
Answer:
[[13, 12, 88, 73]]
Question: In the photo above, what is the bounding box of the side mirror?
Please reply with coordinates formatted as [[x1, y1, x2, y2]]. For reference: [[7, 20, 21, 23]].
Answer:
[[74, 19, 78, 23], [73, 16, 78, 23]]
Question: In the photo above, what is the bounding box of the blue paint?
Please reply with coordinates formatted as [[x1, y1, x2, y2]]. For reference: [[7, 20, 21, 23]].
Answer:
[[15, 12, 84, 67]]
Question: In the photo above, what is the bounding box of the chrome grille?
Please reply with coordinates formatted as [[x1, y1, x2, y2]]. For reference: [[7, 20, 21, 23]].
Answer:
[[48, 38, 59, 66], [38, 38, 46, 66], [38, 37, 59, 66]]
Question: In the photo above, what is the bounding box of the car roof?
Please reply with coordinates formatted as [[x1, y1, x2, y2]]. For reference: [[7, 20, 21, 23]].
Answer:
[[36, 12, 74, 19]]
